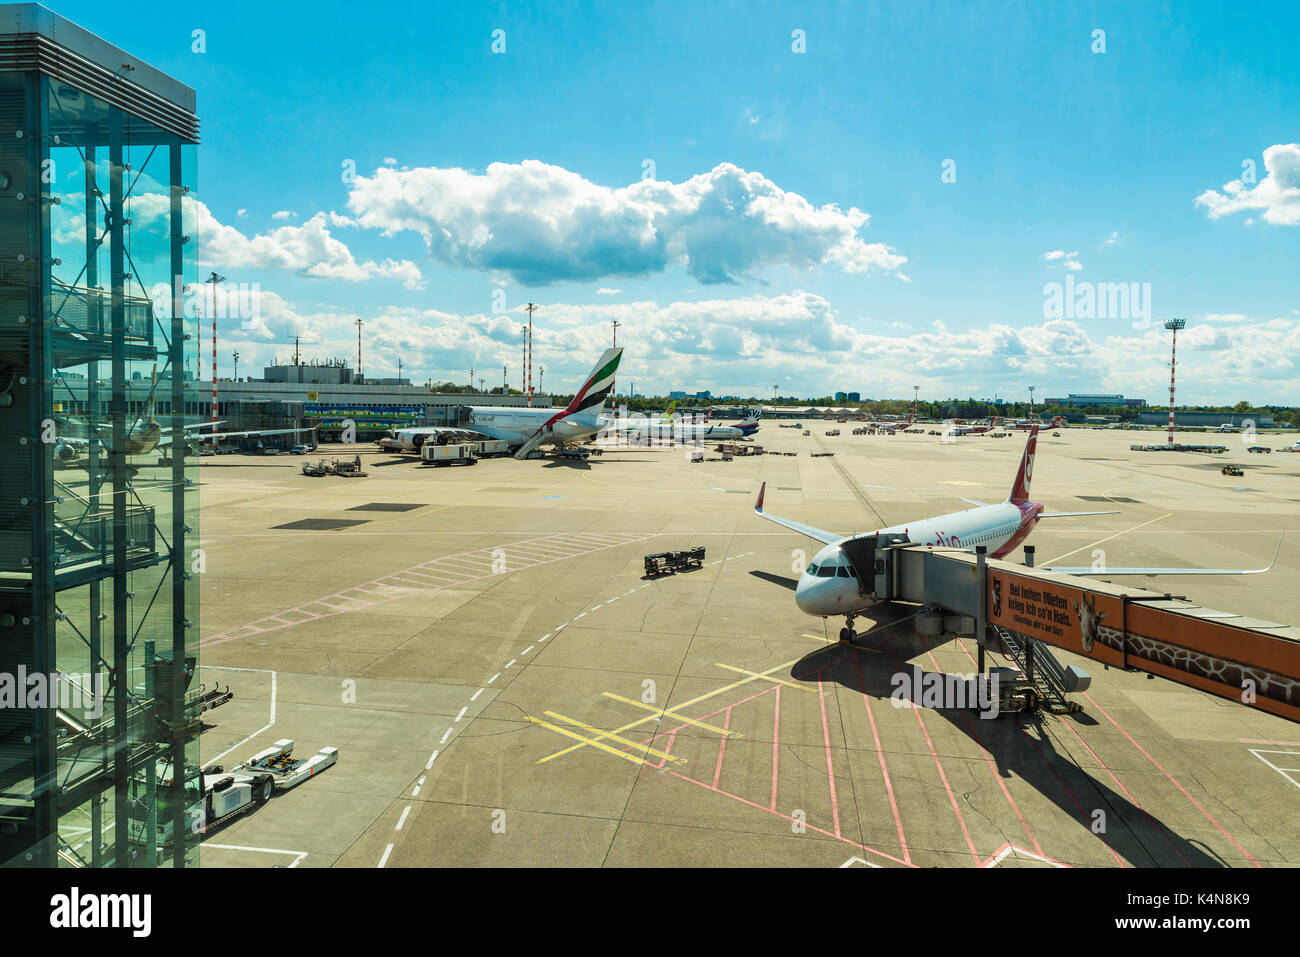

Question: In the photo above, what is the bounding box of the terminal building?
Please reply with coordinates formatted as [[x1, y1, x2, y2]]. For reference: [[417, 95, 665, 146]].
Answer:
[[48, 361, 553, 446], [211, 362, 551, 442], [1136, 410, 1276, 429]]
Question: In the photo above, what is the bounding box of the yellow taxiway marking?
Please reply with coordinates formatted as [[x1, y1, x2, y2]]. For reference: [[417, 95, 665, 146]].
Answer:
[[602, 693, 738, 738], [714, 663, 822, 692], [544, 711, 685, 765], [526, 716, 649, 767], [537, 655, 806, 764], [1040, 510, 1173, 566]]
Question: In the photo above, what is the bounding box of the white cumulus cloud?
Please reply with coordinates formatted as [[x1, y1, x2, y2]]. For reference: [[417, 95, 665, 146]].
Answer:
[[343, 160, 906, 285], [129, 196, 425, 288], [1195, 144, 1300, 225]]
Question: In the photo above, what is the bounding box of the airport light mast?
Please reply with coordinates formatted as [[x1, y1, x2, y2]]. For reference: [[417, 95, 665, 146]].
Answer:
[[355, 315, 364, 384], [526, 301, 537, 407], [232, 349, 239, 382], [207, 271, 225, 443], [1164, 318, 1186, 445]]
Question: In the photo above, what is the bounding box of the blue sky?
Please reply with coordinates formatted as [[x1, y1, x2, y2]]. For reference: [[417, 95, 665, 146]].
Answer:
[[51, 0, 1300, 402]]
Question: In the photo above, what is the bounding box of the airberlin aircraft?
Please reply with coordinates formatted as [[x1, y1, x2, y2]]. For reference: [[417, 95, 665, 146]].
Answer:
[[754, 424, 1278, 642]]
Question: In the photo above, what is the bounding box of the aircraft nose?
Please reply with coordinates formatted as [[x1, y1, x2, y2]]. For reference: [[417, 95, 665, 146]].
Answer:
[[794, 575, 825, 615], [794, 576, 813, 613]]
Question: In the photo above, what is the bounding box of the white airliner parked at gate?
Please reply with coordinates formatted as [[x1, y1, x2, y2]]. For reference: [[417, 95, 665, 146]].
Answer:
[[602, 408, 761, 445], [754, 425, 1278, 642]]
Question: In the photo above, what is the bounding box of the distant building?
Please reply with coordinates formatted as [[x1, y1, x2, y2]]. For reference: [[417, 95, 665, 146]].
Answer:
[[847, 392, 861, 402], [1137, 411, 1274, 428], [695, 390, 712, 400], [669, 390, 687, 399], [1044, 394, 1147, 408]]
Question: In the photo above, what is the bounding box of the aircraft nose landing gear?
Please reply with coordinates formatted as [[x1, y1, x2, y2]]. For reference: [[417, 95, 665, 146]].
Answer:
[[838, 613, 858, 644]]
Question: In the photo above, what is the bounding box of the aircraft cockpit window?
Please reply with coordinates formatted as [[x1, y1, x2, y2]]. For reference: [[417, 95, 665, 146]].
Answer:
[[806, 563, 819, 575], [837, 566, 855, 578], [816, 566, 836, 577]]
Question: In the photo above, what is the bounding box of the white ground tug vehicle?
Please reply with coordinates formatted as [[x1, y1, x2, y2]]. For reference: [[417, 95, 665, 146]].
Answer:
[[157, 739, 338, 842]]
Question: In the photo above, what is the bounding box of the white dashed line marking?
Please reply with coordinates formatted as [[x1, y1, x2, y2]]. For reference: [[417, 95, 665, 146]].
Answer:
[[574, 612, 586, 619], [396, 806, 411, 831], [412, 775, 426, 796], [541, 634, 551, 641], [607, 596, 619, 603], [425, 750, 440, 769], [455, 706, 467, 722], [440, 729, 452, 745], [592, 604, 603, 610], [470, 688, 483, 702], [505, 658, 517, 669], [522, 645, 534, 655], [488, 673, 500, 684], [377, 844, 394, 868]]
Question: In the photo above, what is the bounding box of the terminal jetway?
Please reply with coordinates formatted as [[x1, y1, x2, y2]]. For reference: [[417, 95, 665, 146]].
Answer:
[[838, 537, 1300, 724]]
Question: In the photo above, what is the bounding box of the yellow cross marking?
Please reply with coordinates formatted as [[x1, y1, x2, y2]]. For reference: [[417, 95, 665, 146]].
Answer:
[[536, 655, 805, 764], [526, 716, 648, 767], [714, 663, 821, 692], [602, 693, 738, 738], [543, 711, 685, 765]]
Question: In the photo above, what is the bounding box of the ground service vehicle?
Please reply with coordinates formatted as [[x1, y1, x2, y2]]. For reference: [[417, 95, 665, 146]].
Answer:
[[422, 443, 478, 466], [156, 740, 338, 842], [644, 547, 706, 577]]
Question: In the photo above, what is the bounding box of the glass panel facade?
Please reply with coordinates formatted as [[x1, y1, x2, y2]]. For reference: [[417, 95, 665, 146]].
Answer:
[[0, 67, 199, 867]]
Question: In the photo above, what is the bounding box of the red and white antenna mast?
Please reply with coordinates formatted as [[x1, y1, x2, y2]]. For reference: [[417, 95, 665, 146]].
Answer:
[[207, 272, 225, 443], [525, 302, 537, 407]]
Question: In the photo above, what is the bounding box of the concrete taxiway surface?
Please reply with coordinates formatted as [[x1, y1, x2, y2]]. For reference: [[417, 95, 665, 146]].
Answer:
[[195, 426, 1300, 867]]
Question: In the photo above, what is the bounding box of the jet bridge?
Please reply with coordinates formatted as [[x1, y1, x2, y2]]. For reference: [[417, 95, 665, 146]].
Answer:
[[838, 536, 1300, 724]]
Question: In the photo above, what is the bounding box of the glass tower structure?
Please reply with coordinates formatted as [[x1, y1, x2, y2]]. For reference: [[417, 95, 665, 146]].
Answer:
[[0, 4, 200, 867]]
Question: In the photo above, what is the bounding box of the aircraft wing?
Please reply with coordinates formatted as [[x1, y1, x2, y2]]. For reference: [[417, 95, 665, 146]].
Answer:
[[1042, 535, 1281, 577], [1041, 564, 1273, 576], [959, 498, 992, 507], [1037, 510, 1121, 518], [753, 482, 843, 545]]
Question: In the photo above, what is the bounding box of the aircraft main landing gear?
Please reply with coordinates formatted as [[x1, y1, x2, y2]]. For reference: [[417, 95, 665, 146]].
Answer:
[[839, 613, 858, 644]]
